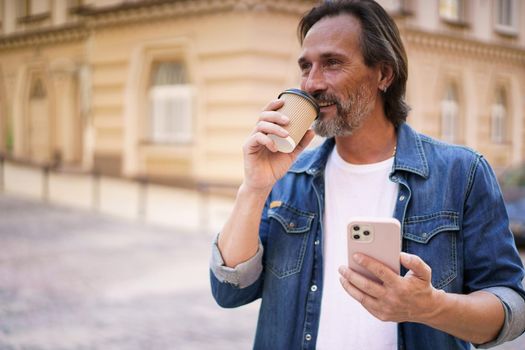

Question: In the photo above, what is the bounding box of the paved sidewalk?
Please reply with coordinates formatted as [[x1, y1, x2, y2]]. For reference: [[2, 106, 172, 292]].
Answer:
[[0, 194, 524, 350], [0, 194, 258, 350]]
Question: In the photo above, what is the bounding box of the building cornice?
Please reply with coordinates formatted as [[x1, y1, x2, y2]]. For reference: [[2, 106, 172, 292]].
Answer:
[[0, 24, 88, 51], [79, 0, 314, 27], [0, 0, 314, 50], [404, 28, 525, 66]]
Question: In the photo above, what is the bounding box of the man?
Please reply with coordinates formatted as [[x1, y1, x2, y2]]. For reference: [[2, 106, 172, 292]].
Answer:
[[209, 1, 525, 349]]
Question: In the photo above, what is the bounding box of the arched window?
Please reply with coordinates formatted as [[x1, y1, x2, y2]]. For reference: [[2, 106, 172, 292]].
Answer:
[[440, 83, 459, 143], [148, 62, 193, 144], [491, 88, 508, 144]]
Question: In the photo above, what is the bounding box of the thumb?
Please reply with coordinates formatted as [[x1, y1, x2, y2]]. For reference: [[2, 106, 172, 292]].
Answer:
[[401, 252, 431, 281]]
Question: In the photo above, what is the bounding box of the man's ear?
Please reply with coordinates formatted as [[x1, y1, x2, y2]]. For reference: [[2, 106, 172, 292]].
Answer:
[[378, 63, 394, 91]]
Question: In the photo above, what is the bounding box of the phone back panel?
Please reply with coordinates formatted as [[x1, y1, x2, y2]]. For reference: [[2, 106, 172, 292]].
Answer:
[[347, 217, 401, 284]]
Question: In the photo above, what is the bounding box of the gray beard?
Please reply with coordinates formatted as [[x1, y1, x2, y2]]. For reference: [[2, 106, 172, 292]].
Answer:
[[312, 84, 375, 138]]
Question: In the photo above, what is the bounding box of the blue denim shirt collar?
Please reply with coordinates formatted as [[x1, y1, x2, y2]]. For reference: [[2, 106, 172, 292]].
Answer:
[[394, 122, 429, 178], [289, 123, 429, 179]]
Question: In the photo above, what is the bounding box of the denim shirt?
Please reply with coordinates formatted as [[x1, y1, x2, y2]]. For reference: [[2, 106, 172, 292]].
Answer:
[[210, 123, 525, 350]]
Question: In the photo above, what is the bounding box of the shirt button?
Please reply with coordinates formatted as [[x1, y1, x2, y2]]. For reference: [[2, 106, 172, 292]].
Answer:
[[399, 195, 406, 201], [288, 222, 296, 228], [391, 176, 398, 181], [310, 285, 318, 292], [305, 334, 312, 341], [314, 239, 320, 245]]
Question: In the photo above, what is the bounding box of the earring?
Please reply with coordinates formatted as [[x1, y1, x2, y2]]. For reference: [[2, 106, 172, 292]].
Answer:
[[382, 86, 388, 93]]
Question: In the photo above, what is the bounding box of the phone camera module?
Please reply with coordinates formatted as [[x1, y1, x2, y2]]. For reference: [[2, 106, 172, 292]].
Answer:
[[353, 225, 360, 231], [353, 234, 360, 240], [363, 230, 370, 236]]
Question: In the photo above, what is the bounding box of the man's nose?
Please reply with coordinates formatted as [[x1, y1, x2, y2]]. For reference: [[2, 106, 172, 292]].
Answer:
[[302, 66, 327, 96]]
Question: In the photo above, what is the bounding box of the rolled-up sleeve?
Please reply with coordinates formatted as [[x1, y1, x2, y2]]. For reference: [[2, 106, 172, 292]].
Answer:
[[475, 286, 525, 348], [209, 234, 264, 289], [461, 157, 525, 347]]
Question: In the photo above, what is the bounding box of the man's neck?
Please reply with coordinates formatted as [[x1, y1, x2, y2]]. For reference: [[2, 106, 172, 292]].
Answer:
[[335, 115, 397, 165]]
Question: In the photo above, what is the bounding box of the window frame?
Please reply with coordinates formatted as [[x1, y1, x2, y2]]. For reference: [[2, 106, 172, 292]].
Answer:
[[439, 0, 468, 25], [17, 0, 51, 23], [490, 87, 510, 144], [440, 83, 460, 144], [147, 61, 194, 145], [494, 0, 519, 37]]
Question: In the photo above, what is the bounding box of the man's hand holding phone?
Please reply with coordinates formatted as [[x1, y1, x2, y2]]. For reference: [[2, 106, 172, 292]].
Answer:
[[339, 245, 444, 324]]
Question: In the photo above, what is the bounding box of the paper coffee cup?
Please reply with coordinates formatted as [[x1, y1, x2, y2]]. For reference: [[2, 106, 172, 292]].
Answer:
[[269, 89, 319, 153]]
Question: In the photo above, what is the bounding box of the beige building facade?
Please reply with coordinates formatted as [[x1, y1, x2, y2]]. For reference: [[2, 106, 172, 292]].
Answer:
[[0, 0, 524, 218], [0, 0, 313, 191], [401, 0, 525, 169]]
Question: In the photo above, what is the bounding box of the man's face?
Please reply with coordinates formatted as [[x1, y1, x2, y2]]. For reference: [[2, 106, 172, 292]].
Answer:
[[298, 14, 380, 137]]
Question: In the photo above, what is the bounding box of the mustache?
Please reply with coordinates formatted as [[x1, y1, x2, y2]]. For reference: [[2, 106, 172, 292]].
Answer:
[[313, 92, 339, 105]]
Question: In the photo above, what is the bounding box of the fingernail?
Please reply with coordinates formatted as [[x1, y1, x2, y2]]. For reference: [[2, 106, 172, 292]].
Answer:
[[353, 253, 363, 264]]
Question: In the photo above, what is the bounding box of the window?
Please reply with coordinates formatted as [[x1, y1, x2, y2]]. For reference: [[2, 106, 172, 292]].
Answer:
[[491, 88, 508, 144], [30, 0, 51, 16], [17, 1, 29, 17], [148, 62, 193, 144], [495, 0, 518, 35], [439, 0, 465, 23], [379, 0, 413, 15], [440, 84, 459, 143], [67, 0, 83, 8], [17, 0, 51, 18]]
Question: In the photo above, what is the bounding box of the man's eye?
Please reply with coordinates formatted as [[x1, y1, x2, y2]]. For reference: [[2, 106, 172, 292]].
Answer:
[[300, 64, 311, 74], [326, 59, 341, 67]]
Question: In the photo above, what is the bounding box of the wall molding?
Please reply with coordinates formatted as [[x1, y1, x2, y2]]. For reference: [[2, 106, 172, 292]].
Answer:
[[404, 28, 525, 65], [0, 24, 88, 50]]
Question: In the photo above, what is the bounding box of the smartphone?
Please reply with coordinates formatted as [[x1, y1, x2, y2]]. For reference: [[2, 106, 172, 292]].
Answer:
[[347, 217, 401, 284]]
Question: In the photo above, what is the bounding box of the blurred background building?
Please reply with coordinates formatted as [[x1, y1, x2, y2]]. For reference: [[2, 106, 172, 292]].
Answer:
[[0, 0, 524, 231]]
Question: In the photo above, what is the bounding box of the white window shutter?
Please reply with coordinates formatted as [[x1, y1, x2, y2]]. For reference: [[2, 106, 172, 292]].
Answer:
[[491, 104, 506, 144], [441, 99, 458, 143], [149, 85, 193, 144]]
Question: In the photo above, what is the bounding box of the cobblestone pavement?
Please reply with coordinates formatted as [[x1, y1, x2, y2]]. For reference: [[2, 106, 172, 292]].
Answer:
[[0, 194, 524, 350]]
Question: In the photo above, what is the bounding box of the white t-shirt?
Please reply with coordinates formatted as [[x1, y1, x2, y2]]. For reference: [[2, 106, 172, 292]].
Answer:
[[316, 147, 399, 350]]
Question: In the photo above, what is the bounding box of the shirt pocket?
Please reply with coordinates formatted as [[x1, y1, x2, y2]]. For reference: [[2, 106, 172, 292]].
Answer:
[[265, 203, 315, 279], [403, 211, 460, 290]]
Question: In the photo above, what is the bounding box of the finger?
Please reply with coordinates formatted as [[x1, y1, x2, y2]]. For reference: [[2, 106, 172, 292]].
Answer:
[[353, 253, 399, 286], [400, 252, 431, 280], [258, 110, 289, 126], [338, 265, 385, 299], [255, 120, 289, 138], [262, 99, 285, 112], [339, 275, 379, 309], [246, 132, 278, 153]]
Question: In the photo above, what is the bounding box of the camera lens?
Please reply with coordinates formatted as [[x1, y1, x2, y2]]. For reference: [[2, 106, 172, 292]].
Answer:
[[353, 225, 360, 231], [353, 234, 360, 240], [363, 230, 370, 236]]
